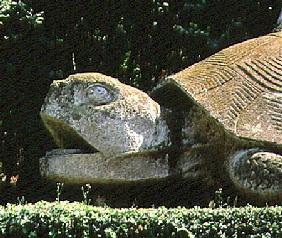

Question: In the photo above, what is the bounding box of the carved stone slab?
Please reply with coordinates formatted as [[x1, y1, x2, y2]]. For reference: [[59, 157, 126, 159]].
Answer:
[[40, 150, 170, 184]]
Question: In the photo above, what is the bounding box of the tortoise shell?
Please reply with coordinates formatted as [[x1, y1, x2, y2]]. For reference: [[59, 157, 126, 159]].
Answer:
[[163, 31, 282, 144]]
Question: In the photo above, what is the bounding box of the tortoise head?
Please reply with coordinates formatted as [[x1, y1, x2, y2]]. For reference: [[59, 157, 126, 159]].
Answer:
[[40, 73, 170, 157]]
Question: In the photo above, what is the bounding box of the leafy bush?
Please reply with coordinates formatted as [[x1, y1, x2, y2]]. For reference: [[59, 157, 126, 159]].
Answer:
[[0, 201, 282, 237], [0, 0, 54, 195]]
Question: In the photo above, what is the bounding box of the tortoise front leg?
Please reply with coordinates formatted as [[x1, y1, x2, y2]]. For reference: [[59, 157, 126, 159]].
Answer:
[[227, 149, 282, 200]]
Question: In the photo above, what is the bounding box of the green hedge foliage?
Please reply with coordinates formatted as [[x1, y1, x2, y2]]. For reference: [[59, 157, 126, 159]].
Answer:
[[1, 201, 282, 237]]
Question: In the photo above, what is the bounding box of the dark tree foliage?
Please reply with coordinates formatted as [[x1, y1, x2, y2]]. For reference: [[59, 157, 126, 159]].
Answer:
[[0, 0, 280, 203]]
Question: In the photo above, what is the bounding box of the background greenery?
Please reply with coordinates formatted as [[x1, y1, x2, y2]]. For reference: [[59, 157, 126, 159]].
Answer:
[[0, 0, 281, 205], [1, 201, 282, 237]]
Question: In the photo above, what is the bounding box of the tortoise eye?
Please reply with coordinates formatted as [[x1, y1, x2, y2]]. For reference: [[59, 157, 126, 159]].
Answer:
[[86, 84, 115, 105]]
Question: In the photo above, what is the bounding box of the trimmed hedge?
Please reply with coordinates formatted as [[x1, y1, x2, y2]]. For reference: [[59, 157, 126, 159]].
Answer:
[[0, 201, 282, 237]]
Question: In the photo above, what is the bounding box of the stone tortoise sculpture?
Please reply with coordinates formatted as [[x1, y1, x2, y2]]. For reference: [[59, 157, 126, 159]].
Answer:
[[40, 21, 282, 201]]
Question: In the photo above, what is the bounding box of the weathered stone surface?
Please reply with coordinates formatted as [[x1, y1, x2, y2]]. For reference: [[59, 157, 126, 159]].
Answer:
[[40, 150, 169, 184], [158, 30, 282, 144], [227, 149, 282, 198], [40, 24, 282, 201], [41, 73, 170, 157]]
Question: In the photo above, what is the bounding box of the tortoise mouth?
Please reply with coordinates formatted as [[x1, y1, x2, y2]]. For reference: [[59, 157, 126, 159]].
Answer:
[[40, 113, 98, 154], [41, 113, 171, 158]]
